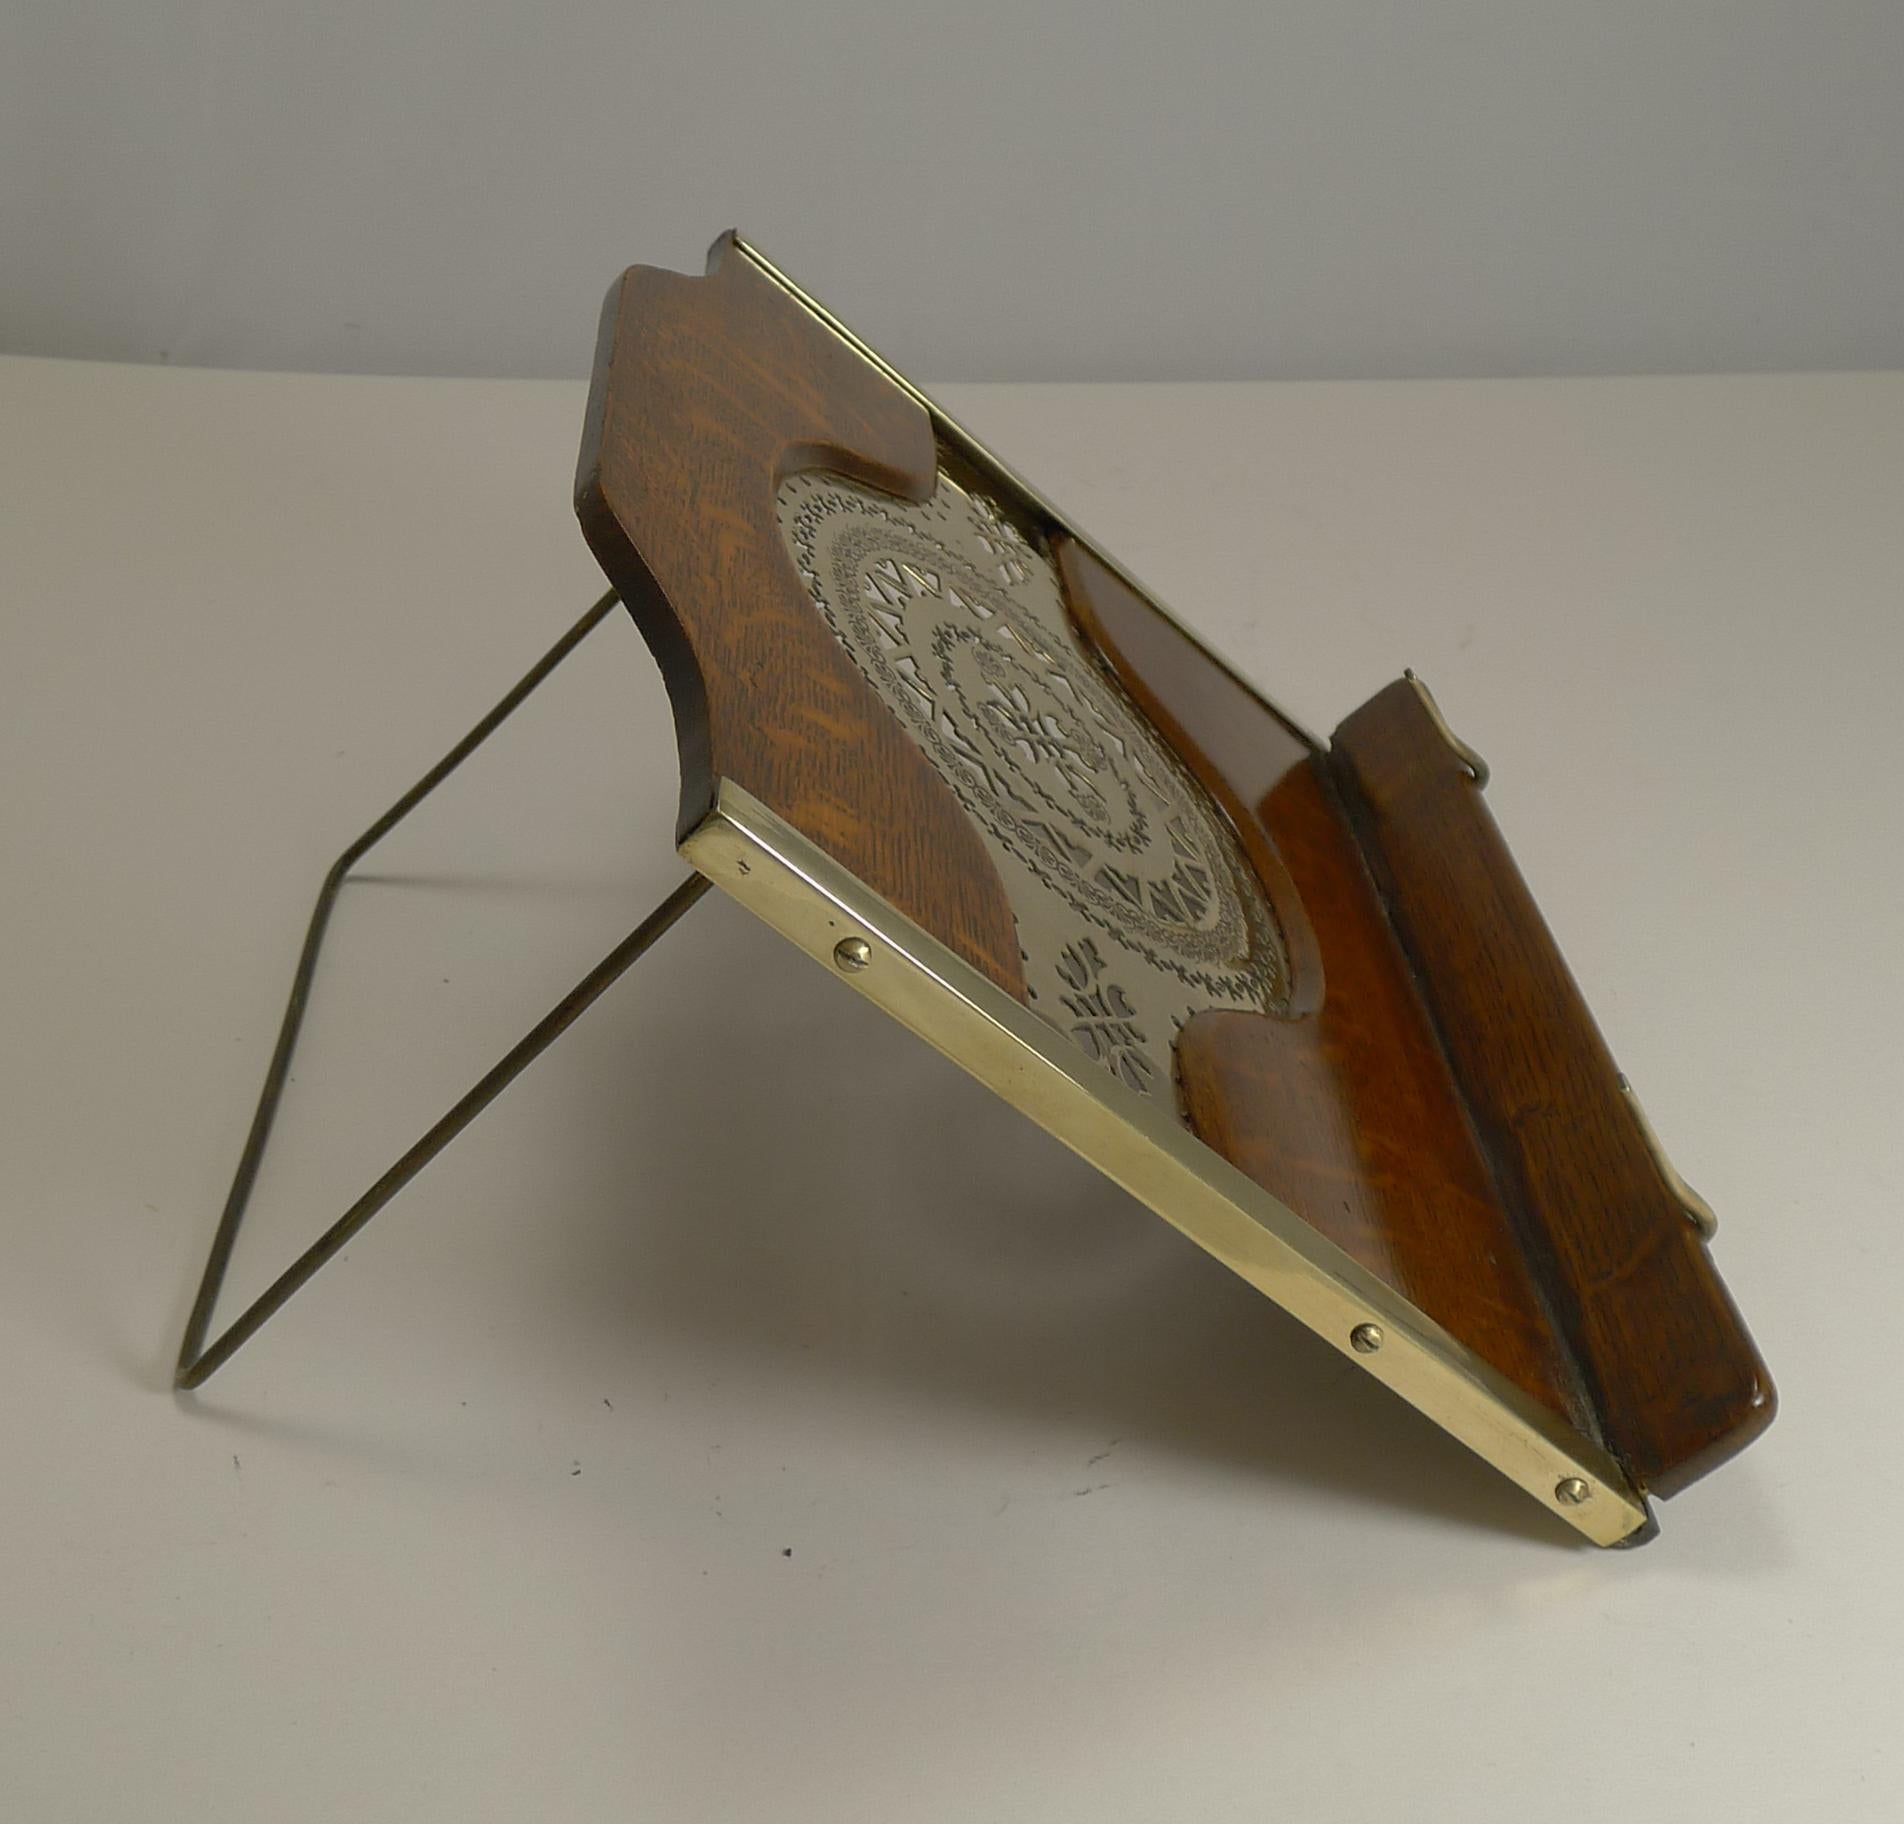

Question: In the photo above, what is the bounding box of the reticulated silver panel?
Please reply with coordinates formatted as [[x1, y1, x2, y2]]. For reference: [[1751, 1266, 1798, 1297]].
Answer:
[[777, 468, 1288, 1113]]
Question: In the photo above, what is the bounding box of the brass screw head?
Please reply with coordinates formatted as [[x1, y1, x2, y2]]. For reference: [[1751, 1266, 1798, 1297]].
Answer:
[[1349, 1323, 1384, 1355], [1555, 1477, 1592, 1507], [833, 936, 872, 973]]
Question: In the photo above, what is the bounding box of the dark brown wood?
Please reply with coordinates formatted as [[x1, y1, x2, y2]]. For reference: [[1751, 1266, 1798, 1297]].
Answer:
[[1332, 683, 1775, 1493], [575, 240, 1772, 1501], [1059, 541, 1594, 1432], [576, 235, 1027, 995], [1058, 539, 1773, 1492]]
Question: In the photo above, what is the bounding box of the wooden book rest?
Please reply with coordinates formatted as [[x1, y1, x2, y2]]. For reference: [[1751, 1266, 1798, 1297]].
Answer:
[[175, 232, 1770, 1550], [576, 235, 1772, 1545]]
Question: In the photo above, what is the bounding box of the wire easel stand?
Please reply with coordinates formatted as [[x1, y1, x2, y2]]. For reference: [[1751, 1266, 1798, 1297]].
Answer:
[[174, 588, 709, 1391]]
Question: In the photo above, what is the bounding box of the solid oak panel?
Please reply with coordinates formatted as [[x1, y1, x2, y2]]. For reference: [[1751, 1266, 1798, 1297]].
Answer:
[[1331, 683, 1776, 1493], [577, 235, 1027, 995], [1059, 541, 1593, 1431], [576, 240, 1772, 1502], [1058, 537, 1773, 1491]]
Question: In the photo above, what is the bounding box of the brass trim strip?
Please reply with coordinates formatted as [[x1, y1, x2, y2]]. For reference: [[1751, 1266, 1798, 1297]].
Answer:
[[1402, 669, 1491, 788], [684, 781, 1651, 1546], [1620, 1075, 1720, 1240]]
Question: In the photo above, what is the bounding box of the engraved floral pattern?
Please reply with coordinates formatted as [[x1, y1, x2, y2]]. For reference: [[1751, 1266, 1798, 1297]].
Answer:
[[1055, 938, 1155, 1094], [778, 470, 1288, 1107]]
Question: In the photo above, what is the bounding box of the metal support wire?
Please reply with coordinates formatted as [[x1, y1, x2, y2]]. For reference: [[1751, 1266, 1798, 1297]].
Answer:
[[175, 588, 711, 1390]]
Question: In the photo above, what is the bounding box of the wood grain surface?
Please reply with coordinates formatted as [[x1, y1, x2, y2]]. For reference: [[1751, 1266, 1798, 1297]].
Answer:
[[1059, 541, 1595, 1433], [577, 245, 1771, 1498], [577, 235, 1026, 995], [1061, 540, 1773, 1492], [1333, 683, 1775, 1493]]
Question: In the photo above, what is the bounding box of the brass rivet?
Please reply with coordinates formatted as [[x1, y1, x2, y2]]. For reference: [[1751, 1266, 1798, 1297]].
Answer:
[[1349, 1323, 1383, 1355], [1555, 1477, 1592, 1507], [833, 936, 872, 973]]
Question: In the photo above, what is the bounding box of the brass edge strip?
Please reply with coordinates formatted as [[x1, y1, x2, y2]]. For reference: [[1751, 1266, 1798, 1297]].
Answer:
[[728, 234, 1327, 756], [1619, 1075, 1720, 1240], [683, 780, 1651, 1547], [1402, 669, 1491, 788]]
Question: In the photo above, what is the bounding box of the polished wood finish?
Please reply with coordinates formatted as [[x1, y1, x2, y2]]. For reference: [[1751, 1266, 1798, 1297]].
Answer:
[[576, 242, 1772, 1501], [577, 236, 1026, 994], [1060, 541, 1773, 1493], [1332, 684, 1775, 1492], [1059, 541, 1593, 1433]]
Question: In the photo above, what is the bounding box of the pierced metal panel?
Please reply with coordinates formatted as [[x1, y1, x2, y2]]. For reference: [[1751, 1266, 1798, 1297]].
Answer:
[[777, 468, 1288, 1112]]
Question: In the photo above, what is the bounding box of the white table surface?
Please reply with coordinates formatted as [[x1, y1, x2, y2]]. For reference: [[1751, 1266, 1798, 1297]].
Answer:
[[2, 353, 1898, 1822]]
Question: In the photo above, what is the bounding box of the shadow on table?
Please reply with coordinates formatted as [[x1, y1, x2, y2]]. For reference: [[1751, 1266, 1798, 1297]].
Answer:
[[546, 895, 1583, 1551], [143, 884, 1582, 1550]]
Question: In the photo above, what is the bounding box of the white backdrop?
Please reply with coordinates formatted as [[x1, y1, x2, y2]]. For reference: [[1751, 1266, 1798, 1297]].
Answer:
[[5, 0, 1902, 381]]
